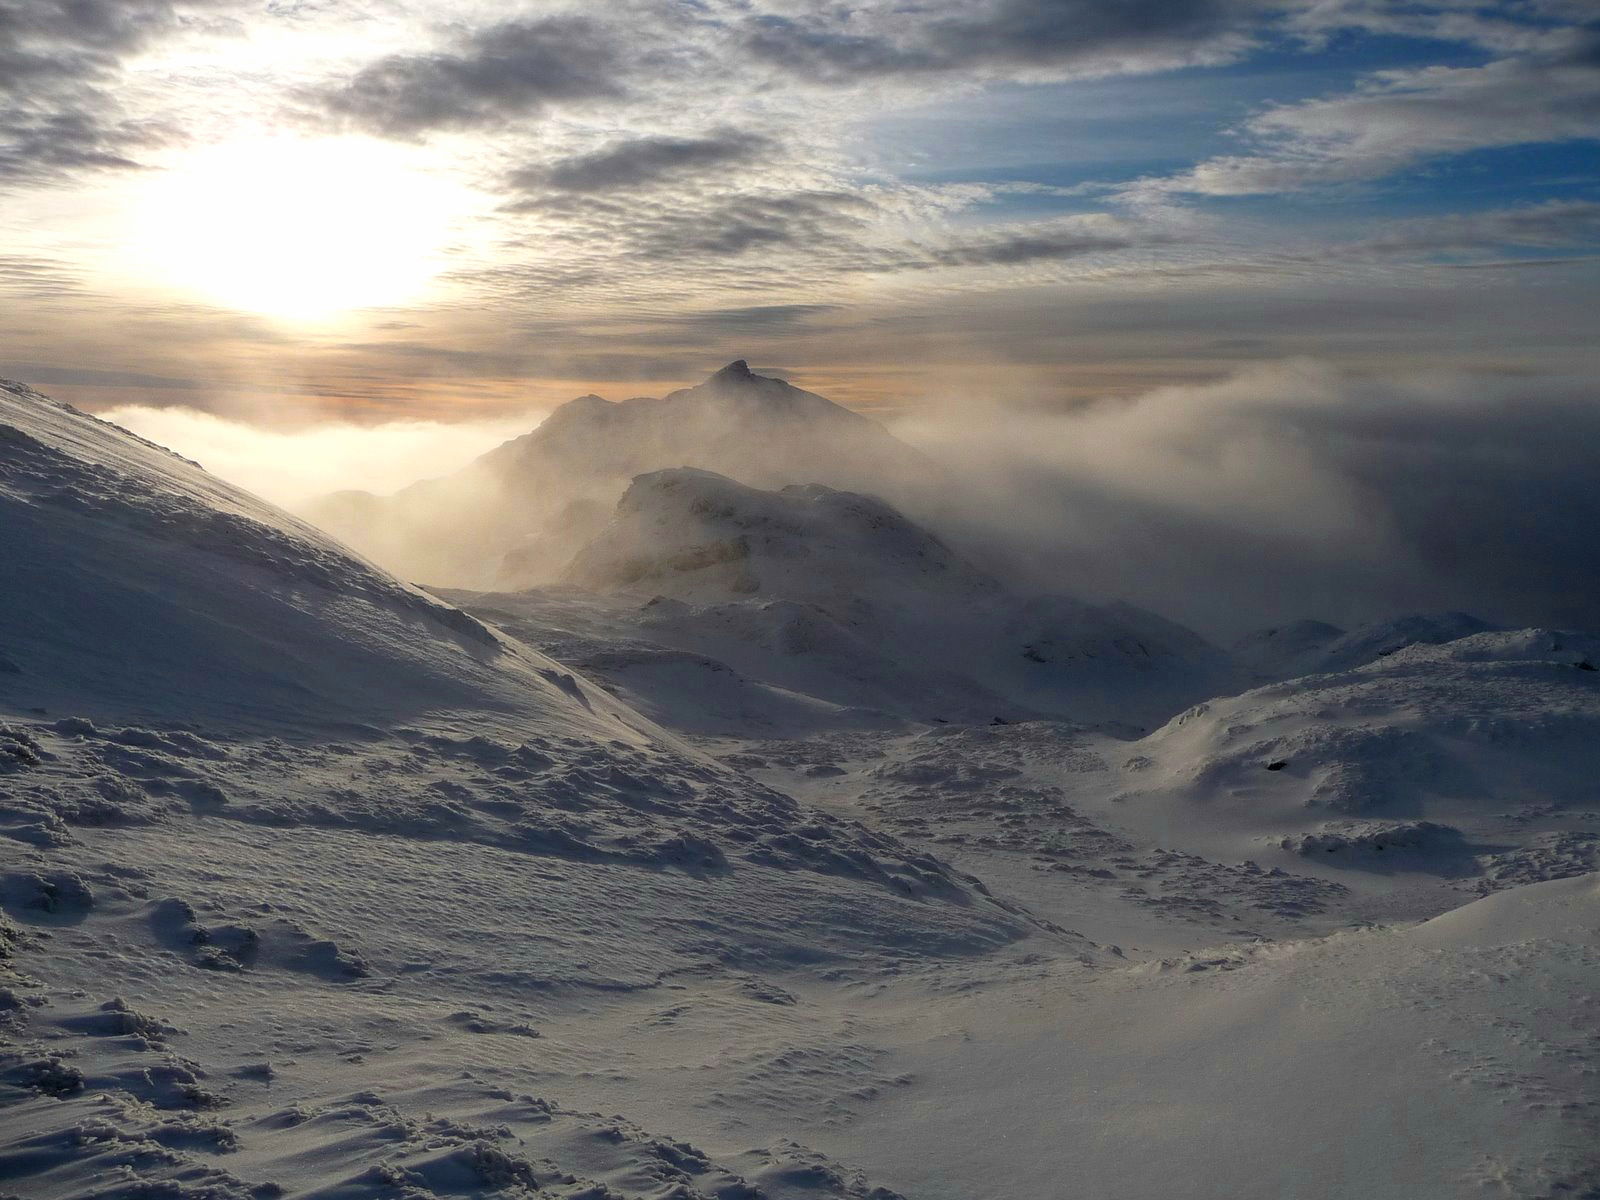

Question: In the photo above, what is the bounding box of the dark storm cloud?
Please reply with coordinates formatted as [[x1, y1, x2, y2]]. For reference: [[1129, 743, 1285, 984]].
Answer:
[[741, 0, 1264, 83], [514, 130, 771, 193], [0, 0, 212, 184], [315, 15, 627, 136]]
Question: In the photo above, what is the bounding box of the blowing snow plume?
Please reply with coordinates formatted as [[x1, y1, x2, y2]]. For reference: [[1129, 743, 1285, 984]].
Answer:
[[895, 360, 1600, 638]]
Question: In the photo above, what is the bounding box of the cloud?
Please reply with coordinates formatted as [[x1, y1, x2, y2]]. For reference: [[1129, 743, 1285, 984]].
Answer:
[[740, 0, 1266, 84], [315, 15, 628, 136], [671, 304, 841, 333], [920, 213, 1165, 267], [1352, 199, 1600, 257], [490, 176, 1168, 305], [97, 404, 542, 508], [0, 0, 214, 184], [896, 360, 1600, 637], [0, 362, 205, 390], [490, 187, 881, 292], [514, 130, 771, 193], [0, 254, 83, 296], [1129, 21, 1600, 198]]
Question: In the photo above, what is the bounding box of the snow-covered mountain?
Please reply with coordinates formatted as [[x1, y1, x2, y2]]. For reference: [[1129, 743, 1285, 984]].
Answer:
[[447, 467, 1240, 731], [565, 467, 999, 608], [306, 362, 936, 590], [5, 375, 1598, 1200]]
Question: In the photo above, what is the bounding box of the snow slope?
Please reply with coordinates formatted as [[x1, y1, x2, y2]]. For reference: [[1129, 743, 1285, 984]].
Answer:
[[305, 362, 936, 590], [815, 871, 1600, 1199], [1097, 628, 1600, 901], [0, 378, 618, 737]]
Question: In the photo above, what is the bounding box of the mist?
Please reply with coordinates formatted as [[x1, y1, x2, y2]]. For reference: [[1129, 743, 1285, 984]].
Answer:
[[99, 404, 546, 510], [96, 360, 1600, 644], [894, 360, 1600, 639]]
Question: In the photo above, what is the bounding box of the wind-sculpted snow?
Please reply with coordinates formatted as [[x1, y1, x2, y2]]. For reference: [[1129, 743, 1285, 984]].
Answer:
[[0, 703, 1043, 1199], [0, 378, 1031, 917], [0, 379, 1068, 1198]]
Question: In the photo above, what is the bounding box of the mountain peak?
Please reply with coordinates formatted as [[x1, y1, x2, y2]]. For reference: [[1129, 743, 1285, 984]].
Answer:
[[708, 359, 755, 383]]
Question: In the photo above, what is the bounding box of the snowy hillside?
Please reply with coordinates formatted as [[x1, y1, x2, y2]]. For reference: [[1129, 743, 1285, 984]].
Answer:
[[0, 378, 611, 735], [1118, 628, 1600, 888], [305, 362, 936, 590], [1236, 611, 1499, 680]]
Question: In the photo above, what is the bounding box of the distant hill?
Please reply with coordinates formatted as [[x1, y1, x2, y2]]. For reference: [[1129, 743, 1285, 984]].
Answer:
[[446, 466, 1241, 731], [1235, 612, 1498, 680], [305, 362, 935, 589]]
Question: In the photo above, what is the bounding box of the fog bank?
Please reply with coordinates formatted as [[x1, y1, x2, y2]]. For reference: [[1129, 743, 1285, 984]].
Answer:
[[100, 405, 545, 509], [895, 360, 1600, 637]]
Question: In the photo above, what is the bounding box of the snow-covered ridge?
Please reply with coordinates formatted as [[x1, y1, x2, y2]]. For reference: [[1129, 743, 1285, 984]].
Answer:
[[1, 380, 489, 644], [566, 466, 996, 607], [3, 375, 1598, 1199], [0, 376, 1038, 917], [0, 378, 644, 735], [1235, 611, 1498, 679]]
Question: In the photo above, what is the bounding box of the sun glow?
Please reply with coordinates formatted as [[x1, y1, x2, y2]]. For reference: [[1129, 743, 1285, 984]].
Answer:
[[130, 137, 469, 320]]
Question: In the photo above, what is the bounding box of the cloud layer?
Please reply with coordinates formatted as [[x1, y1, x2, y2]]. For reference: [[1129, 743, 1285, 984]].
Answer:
[[898, 361, 1600, 637], [2, 0, 1596, 419], [99, 404, 543, 508]]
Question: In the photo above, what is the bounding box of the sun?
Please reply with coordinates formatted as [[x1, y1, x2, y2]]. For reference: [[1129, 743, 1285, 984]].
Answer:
[[130, 137, 469, 321]]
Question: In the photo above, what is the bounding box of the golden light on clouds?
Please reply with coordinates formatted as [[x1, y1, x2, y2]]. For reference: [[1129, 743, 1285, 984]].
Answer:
[[128, 137, 472, 321]]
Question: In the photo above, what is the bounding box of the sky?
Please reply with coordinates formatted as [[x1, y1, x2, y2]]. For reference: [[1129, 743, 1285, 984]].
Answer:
[[1, 0, 1596, 426]]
